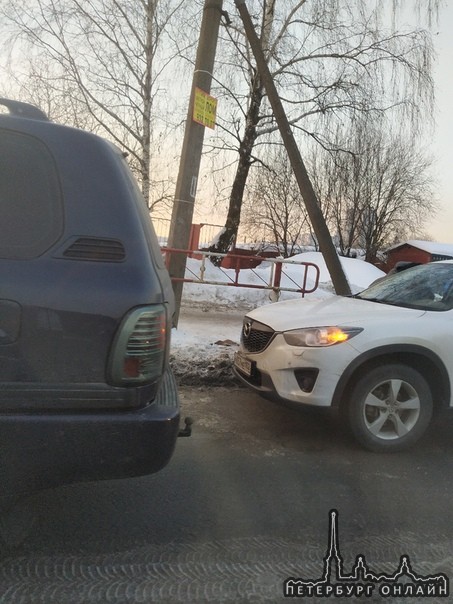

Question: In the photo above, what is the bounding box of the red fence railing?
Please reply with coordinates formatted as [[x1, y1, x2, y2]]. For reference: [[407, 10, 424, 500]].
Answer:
[[162, 247, 320, 298]]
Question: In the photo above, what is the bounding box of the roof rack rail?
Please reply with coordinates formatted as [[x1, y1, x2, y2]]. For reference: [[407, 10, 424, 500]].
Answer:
[[0, 98, 49, 121]]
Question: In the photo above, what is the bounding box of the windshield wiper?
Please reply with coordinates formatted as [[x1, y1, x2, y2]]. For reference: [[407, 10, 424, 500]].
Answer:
[[356, 296, 400, 306]]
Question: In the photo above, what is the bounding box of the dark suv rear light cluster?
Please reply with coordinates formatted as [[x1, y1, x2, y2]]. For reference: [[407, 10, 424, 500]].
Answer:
[[108, 305, 168, 386]]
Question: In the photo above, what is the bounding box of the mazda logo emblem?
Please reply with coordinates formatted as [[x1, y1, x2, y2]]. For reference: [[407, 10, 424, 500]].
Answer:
[[243, 320, 252, 338]]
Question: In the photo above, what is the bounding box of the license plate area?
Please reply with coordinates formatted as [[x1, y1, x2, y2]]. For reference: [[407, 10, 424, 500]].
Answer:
[[234, 351, 253, 377]]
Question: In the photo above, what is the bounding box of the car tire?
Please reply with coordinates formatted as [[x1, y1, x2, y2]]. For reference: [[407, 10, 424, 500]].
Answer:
[[346, 364, 433, 453]]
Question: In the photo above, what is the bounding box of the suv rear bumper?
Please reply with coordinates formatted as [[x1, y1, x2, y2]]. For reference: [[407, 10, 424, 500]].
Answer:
[[0, 369, 180, 495]]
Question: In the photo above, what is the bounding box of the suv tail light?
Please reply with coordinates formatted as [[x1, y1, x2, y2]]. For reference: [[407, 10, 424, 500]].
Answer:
[[108, 305, 168, 386]]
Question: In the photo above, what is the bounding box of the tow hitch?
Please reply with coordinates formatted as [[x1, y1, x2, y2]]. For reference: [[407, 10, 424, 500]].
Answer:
[[178, 416, 193, 437]]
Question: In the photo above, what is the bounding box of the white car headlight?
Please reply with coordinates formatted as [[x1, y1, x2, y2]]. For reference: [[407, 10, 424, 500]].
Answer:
[[283, 326, 363, 347]]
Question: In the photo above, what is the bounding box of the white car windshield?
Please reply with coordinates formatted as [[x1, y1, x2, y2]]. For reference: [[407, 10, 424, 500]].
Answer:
[[356, 263, 453, 311]]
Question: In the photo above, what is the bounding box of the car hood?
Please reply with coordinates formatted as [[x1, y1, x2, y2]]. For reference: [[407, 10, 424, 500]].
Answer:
[[246, 295, 426, 331]]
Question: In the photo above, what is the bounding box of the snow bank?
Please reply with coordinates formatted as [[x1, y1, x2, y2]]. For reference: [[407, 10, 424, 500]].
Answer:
[[286, 252, 385, 290]]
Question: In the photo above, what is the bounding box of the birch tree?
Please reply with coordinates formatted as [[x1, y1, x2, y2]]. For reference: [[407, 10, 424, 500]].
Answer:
[[1, 0, 188, 209]]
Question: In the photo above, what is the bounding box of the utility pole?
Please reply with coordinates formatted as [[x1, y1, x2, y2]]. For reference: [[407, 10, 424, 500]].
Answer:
[[234, 0, 351, 297], [167, 0, 224, 325]]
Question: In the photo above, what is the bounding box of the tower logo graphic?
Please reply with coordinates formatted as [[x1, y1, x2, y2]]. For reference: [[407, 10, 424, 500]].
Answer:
[[284, 510, 449, 599]]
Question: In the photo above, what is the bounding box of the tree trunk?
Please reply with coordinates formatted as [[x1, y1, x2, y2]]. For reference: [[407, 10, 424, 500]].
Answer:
[[141, 0, 158, 207], [208, 76, 264, 263], [208, 0, 276, 263]]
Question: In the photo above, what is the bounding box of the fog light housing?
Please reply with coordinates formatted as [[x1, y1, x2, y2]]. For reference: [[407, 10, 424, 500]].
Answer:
[[294, 368, 319, 393]]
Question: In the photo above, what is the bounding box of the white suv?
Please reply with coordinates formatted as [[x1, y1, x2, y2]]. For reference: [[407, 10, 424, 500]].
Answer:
[[234, 261, 453, 452]]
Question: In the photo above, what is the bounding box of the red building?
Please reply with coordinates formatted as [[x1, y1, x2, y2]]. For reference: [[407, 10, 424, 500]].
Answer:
[[385, 240, 453, 271]]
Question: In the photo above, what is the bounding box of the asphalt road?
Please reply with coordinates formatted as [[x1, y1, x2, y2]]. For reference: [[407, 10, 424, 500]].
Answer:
[[0, 386, 452, 603]]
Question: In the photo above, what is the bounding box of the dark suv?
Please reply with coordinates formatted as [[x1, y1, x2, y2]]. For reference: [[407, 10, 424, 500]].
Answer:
[[0, 98, 180, 495]]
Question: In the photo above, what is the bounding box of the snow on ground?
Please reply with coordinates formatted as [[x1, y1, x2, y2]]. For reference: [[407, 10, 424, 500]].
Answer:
[[170, 252, 385, 385]]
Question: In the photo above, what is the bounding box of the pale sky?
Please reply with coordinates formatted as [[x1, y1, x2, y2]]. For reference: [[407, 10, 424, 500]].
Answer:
[[428, 0, 453, 242]]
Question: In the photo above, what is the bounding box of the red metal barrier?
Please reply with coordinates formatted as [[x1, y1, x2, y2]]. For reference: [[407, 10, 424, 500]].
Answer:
[[162, 247, 320, 297]]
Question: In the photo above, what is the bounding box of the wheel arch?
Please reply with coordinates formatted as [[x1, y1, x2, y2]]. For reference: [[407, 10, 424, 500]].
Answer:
[[333, 345, 451, 413]]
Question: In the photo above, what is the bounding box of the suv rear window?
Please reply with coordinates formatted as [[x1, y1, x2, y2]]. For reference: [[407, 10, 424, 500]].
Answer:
[[0, 129, 63, 259]]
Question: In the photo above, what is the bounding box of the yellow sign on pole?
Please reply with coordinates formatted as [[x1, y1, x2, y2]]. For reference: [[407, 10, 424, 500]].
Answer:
[[193, 87, 217, 129]]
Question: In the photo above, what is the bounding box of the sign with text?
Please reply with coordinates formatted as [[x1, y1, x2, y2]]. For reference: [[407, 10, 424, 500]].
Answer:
[[283, 510, 449, 600], [193, 87, 217, 129]]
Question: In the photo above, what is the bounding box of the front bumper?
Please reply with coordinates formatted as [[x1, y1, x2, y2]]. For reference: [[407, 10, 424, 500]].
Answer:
[[0, 369, 180, 495], [234, 335, 358, 407]]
